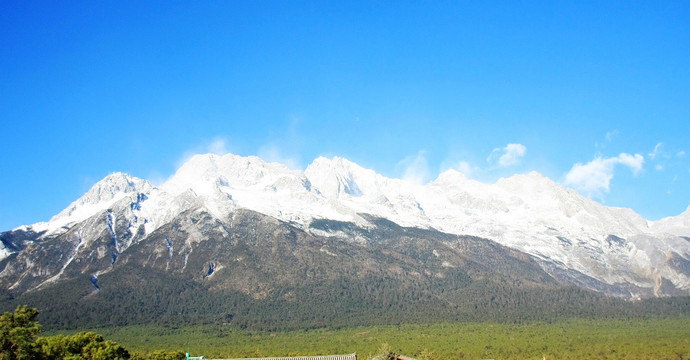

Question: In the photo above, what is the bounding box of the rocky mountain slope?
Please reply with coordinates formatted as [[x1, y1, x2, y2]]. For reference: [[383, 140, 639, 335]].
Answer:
[[1, 153, 689, 321]]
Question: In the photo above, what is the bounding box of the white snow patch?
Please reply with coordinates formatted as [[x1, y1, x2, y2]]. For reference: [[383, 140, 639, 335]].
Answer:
[[320, 247, 338, 257]]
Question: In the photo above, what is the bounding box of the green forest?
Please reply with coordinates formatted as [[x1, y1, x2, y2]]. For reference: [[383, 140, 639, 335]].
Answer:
[[0, 306, 182, 360], [77, 319, 690, 360], [6, 261, 690, 332], [4, 305, 689, 360]]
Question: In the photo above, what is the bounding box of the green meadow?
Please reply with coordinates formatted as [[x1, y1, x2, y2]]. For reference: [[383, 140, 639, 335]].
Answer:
[[65, 318, 689, 360]]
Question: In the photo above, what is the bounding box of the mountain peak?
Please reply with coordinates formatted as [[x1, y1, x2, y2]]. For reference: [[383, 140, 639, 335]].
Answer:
[[305, 156, 375, 198], [495, 171, 564, 196], [309, 156, 363, 172], [46, 172, 154, 230], [160, 153, 315, 223], [433, 169, 469, 184], [498, 170, 550, 184], [67, 172, 152, 208], [167, 153, 281, 192]]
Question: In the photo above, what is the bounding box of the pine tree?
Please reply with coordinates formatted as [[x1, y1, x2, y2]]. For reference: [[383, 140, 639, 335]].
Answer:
[[0, 306, 41, 360]]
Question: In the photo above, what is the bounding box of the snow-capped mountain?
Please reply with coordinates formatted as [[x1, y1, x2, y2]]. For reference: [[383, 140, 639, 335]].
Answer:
[[29, 172, 156, 237], [2, 153, 689, 299]]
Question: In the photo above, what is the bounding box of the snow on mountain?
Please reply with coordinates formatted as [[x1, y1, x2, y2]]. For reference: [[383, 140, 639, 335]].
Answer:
[[157, 153, 335, 225], [0, 243, 10, 260], [305, 156, 429, 227], [650, 206, 690, 237], [8, 153, 690, 296], [210, 154, 689, 296], [26, 172, 155, 236]]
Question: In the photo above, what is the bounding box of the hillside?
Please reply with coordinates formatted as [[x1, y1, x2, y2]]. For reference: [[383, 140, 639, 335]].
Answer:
[[1, 153, 689, 329]]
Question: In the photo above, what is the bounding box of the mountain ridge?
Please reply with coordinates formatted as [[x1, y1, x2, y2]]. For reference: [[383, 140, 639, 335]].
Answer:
[[2, 152, 689, 299]]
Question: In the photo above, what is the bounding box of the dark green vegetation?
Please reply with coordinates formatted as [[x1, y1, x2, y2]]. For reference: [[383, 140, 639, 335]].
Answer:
[[1, 306, 183, 360], [65, 318, 690, 360], [8, 262, 690, 332], [5, 306, 690, 360], [1, 305, 41, 360]]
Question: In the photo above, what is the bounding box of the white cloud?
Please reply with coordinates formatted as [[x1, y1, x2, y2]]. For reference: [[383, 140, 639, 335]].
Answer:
[[442, 143, 525, 181], [441, 159, 481, 178], [258, 144, 302, 170], [597, 130, 619, 149], [146, 169, 168, 186], [440, 154, 473, 175], [207, 138, 230, 155], [488, 143, 527, 167], [176, 137, 235, 169], [455, 161, 477, 177], [648, 142, 664, 160], [397, 151, 431, 185], [617, 153, 645, 174], [677, 150, 686, 158], [255, 116, 305, 170], [564, 153, 644, 197], [605, 130, 619, 142]]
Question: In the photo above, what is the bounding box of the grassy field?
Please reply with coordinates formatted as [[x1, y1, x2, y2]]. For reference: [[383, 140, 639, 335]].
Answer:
[[49, 318, 689, 360]]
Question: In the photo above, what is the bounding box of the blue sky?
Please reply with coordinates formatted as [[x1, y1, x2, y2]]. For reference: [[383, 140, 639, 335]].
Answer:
[[1, 1, 689, 230]]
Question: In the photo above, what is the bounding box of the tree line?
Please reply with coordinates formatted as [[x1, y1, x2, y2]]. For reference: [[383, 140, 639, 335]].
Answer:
[[0, 306, 184, 360]]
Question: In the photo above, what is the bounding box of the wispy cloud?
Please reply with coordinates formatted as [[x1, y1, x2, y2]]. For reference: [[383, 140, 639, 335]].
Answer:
[[258, 144, 302, 170], [455, 161, 480, 178], [176, 136, 235, 168], [564, 153, 644, 197], [605, 130, 619, 142], [597, 129, 619, 149], [255, 116, 305, 170], [207, 138, 230, 155], [441, 143, 527, 181], [440, 158, 480, 178], [487, 143, 527, 167], [145, 169, 168, 186], [397, 151, 431, 185], [648, 142, 664, 160]]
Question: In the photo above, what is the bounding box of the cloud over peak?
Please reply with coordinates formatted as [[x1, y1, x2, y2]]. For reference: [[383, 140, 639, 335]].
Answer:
[[564, 153, 644, 197], [398, 150, 431, 185], [488, 143, 527, 167]]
